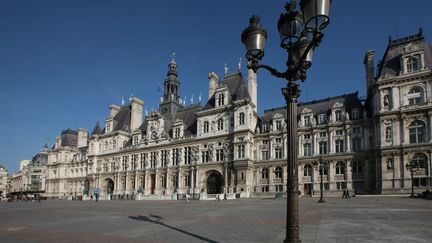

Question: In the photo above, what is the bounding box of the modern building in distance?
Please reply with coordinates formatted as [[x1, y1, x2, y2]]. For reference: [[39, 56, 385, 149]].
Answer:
[[42, 30, 431, 200]]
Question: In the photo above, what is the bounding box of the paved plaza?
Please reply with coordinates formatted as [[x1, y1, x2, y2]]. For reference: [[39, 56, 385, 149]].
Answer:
[[0, 196, 431, 243]]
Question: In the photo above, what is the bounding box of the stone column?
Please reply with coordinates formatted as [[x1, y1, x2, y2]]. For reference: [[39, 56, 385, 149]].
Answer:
[[144, 170, 150, 195], [391, 86, 400, 110], [328, 129, 333, 154], [313, 132, 318, 155], [429, 112, 432, 142], [346, 159, 353, 190], [346, 129, 351, 152]]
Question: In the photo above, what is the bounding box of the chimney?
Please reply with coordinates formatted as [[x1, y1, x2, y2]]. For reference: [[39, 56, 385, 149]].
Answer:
[[130, 96, 144, 131], [109, 104, 121, 118], [77, 128, 88, 148], [208, 72, 219, 100], [364, 50, 375, 89]]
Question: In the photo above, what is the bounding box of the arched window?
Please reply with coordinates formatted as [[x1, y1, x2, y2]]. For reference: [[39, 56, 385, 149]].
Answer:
[[203, 121, 209, 133], [409, 120, 426, 144], [104, 141, 108, 150], [275, 166, 283, 178], [303, 164, 313, 176], [261, 168, 269, 179], [411, 153, 427, 169], [112, 139, 116, 149], [406, 57, 419, 73], [239, 112, 245, 125], [217, 119, 224, 131], [408, 87, 423, 105], [352, 161, 363, 174], [336, 161, 346, 175]]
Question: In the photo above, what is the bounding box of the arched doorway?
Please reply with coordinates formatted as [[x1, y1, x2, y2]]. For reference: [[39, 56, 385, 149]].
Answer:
[[105, 178, 114, 195], [206, 172, 224, 194]]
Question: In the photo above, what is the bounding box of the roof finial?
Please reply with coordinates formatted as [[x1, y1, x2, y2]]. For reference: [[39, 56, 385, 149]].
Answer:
[[198, 92, 202, 103], [129, 94, 133, 102], [224, 63, 228, 76], [121, 96, 125, 105], [191, 94, 194, 104], [184, 96, 187, 105], [145, 106, 148, 116], [171, 52, 176, 62], [419, 27, 424, 36], [238, 57, 242, 71]]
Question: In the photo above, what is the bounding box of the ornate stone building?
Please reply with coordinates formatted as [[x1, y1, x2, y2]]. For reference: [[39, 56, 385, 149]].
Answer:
[[44, 30, 432, 199]]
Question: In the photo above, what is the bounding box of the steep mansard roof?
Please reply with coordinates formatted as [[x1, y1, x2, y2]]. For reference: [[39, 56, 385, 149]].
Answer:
[[172, 104, 202, 137], [377, 30, 432, 79], [91, 105, 132, 136], [112, 105, 131, 133], [60, 129, 78, 147], [203, 72, 251, 110]]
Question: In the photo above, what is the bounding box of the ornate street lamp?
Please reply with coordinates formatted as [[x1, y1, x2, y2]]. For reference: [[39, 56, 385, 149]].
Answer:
[[405, 161, 419, 198], [241, 1, 331, 242], [314, 157, 328, 203]]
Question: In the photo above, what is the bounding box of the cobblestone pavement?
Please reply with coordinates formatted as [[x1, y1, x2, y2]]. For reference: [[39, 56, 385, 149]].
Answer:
[[0, 196, 431, 243]]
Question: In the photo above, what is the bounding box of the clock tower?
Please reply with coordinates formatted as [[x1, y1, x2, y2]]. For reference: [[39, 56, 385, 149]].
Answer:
[[159, 58, 182, 115]]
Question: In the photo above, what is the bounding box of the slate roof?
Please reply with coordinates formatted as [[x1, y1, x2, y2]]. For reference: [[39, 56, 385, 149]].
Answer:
[[112, 105, 131, 133], [378, 30, 432, 79], [172, 104, 202, 136], [204, 72, 251, 110], [91, 122, 103, 135], [61, 129, 78, 147], [259, 92, 363, 125]]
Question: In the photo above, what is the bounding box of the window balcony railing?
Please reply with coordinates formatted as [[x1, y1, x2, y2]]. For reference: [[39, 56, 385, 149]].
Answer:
[[401, 101, 432, 110], [273, 178, 283, 184]]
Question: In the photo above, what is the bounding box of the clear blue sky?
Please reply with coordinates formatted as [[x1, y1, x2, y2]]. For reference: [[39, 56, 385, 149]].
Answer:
[[1, 0, 431, 173]]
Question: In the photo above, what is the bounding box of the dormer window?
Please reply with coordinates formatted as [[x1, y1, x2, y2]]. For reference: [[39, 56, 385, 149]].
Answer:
[[174, 128, 180, 138], [318, 114, 326, 124], [203, 121, 209, 133], [262, 124, 268, 133], [217, 118, 224, 131], [239, 112, 245, 125], [133, 136, 139, 145], [275, 120, 282, 131], [351, 108, 360, 120], [217, 93, 225, 106], [335, 110, 342, 121], [406, 57, 419, 73], [106, 123, 111, 133], [303, 116, 311, 126]]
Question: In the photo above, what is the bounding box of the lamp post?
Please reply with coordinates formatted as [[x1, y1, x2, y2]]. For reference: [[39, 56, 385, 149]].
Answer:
[[241, 1, 331, 242], [405, 161, 419, 198], [314, 157, 328, 203]]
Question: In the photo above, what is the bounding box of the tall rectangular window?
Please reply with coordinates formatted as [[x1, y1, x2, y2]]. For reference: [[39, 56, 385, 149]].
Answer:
[[202, 151, 209, 163], [335, 140, 344, 153], [276, 120, 282, 131], [303, 143, 312, 156], [184, 147, 191, 165], [275, 148, 283, 159], [261, 151, 269, 160], [216, 149, 224, 162], [319, 142, 327, 155], [237, 145, 245, 159]]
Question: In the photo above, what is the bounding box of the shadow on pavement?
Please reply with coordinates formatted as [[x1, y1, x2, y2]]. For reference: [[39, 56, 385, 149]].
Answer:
[[128, 215, 218, 243]]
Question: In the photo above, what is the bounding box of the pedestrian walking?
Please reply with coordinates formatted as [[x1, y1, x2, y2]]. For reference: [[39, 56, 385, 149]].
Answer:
[[346, 189, 350, 199], [342, 190, 346, 199]]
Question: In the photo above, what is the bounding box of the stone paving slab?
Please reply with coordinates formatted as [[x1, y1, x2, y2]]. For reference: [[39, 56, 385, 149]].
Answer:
[[0, 196, 431, 242]]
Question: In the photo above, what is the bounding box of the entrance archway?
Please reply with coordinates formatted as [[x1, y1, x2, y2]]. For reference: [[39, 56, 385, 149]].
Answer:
[[105, 178, 114, 195], [206, 171, 224, 194]]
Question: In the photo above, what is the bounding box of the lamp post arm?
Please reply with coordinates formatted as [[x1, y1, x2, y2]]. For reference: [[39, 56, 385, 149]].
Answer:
[[248, 63, 286, 79]]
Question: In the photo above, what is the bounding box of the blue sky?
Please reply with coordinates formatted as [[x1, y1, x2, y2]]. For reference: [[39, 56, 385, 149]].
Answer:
[[1, 0, 431, 173]]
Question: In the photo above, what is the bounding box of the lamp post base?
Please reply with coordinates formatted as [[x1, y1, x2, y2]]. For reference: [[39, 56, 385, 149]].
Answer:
[[318, 198, 326, 203], [284, 239, 302, 243]]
